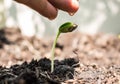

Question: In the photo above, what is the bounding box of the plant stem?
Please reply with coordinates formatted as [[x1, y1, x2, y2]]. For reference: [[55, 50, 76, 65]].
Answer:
[[51, 31, 61, 72]]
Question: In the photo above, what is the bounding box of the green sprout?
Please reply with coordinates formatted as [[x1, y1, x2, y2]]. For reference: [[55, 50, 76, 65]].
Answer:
[[51, 22, 78, 72]]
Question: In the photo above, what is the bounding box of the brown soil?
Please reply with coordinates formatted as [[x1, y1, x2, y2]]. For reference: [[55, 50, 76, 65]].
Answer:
[[0, 28, 120, 84]]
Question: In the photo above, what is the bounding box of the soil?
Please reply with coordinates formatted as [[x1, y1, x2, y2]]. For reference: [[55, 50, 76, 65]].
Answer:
[[0, 28, 120, 84], [0, 58, 78, 84]]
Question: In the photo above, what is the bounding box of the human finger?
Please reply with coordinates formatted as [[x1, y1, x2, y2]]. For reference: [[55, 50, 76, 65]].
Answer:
[[15, 0, 58, 19], [48, 0, 79, 14]]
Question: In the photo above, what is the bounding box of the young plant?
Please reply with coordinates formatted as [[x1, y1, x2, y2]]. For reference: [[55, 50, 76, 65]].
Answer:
[[51, 22, 78, 72]]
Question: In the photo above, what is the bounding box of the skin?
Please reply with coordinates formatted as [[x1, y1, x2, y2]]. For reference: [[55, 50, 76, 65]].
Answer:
[[14, 0, 79, 20]]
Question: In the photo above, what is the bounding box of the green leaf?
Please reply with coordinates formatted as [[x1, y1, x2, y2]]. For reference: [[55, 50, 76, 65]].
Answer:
[[59, 22, 78, 33]]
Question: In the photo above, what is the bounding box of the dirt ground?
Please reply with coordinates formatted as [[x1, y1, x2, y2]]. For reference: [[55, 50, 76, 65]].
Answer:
[[0, 28, 120, 84]]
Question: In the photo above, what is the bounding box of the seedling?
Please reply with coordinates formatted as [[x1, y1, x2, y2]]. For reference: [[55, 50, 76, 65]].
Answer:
[[51, 22, 78, 72]]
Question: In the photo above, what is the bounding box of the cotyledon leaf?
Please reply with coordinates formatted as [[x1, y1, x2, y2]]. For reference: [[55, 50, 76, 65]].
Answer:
[[59, 22, 78, 33]]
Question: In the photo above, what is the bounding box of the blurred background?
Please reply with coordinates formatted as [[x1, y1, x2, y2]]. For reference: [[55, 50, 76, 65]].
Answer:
[[0, 0, 120, 37]]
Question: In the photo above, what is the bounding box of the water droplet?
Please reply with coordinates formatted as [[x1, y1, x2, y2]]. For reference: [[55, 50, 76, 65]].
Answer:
[[68, 12, 75, 16]]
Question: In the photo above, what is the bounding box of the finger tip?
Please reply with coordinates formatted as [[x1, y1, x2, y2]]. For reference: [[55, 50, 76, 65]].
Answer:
[[48, 16, 56, 20], [47, 12, 58, 20], [69, 0, 79, 13], [39, 7, 58, 20]]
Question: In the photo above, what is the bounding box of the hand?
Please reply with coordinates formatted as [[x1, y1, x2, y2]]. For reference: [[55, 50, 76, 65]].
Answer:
[[15, 0, 79, 20]]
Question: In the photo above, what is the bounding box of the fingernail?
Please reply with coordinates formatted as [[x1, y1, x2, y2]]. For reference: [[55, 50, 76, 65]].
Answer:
[[72, 0, 79, 6]]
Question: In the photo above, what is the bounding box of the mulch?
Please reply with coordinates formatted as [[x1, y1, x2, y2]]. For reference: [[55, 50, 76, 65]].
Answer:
[[0, 28, 120, 84]]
